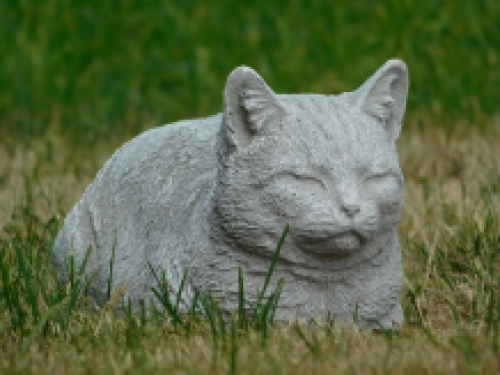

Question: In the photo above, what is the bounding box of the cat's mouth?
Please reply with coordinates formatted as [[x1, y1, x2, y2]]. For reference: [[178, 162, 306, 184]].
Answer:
[[295, 230, 367, 256]]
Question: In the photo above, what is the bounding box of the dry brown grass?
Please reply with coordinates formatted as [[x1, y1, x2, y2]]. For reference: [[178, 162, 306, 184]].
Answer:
[[1, 119, 499, 374]]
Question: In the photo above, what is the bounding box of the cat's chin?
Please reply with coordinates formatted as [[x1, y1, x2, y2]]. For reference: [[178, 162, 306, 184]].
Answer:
[[297, 231, 366, 257]]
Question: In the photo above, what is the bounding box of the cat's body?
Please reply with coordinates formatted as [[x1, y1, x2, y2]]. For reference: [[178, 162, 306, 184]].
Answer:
[[53, 59, 409, 328]]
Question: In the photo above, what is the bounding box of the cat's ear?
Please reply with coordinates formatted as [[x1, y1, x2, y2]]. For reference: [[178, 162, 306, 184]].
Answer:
[[223, 66, 286, 150], [349, 59, 409, 141]]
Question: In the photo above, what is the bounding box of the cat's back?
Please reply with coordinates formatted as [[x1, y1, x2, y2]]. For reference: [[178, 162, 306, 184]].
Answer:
[[86, 113, 221, 213], [53, 114, 221, 291], [110, 114, 220, 179]]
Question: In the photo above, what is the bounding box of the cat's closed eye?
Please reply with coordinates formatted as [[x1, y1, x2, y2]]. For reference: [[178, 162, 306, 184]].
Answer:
[[261, 172, 327, 218], [364, 171, 400, 188], [274, 173, 326, 195]]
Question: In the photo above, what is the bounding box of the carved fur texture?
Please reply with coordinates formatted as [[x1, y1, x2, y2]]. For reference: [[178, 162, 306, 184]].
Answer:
[[53, 59, 409, 329]]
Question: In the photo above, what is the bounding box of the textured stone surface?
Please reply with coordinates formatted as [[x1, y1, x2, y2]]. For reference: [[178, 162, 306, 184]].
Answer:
[[53, 59, 409, 329]]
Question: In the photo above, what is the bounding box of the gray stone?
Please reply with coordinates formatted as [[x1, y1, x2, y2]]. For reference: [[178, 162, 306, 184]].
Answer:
[[53, 59, 409, 329]]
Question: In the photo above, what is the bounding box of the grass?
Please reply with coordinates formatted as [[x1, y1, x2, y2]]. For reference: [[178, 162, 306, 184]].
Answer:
[[1, 1, 499, 146], [1, 117, 499, 375], [1, 1, 500, 374]]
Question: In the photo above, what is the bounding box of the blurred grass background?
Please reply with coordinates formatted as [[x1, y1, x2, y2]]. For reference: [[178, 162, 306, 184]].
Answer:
[[1, 0, 499, 147]]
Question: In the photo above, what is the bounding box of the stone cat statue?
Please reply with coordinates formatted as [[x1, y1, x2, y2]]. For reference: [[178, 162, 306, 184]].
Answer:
[[53, 59, 409, 329]]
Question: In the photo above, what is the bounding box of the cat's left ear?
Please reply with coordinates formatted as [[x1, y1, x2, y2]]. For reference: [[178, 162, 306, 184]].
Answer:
[[223, 67, 286, 151], [350, 59, 409, 141]]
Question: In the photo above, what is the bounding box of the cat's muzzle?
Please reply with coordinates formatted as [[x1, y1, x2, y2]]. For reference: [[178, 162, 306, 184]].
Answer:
[[296, 230, 367, 257]]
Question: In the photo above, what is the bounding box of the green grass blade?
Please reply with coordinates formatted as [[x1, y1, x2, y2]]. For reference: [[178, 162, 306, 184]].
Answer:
[[106, 241, 116, 302], [66, 245, 93, 316], [230, 313, 238, 375], [266, 277, 285, 324], [200, 293, 221, 342], [254, 224, 289, 314], [148, 263, 184, 327], [13, 244, 39, 324], [19, 299, 65, 357], [175, 269, 188, 312], [237, 267, 246, 330]]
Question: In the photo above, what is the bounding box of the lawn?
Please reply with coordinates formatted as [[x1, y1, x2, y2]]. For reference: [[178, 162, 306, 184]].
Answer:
[[1, 1, 499, 374]]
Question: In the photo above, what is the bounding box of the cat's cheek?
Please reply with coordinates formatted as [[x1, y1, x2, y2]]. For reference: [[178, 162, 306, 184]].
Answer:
[[379, 199, 403, 216], [366, 193, 402, 222], [376, 189, 405, 221], [260, 188, 306, 219], [364, 180, 402, 214]]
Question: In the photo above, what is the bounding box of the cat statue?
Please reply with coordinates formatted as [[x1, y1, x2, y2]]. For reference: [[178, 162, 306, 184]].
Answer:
[[53, 59, 409, 329]]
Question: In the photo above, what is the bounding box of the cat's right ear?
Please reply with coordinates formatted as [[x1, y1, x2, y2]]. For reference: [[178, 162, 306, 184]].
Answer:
[[343, 59, 409, 141], [222, 67, 286, 152]]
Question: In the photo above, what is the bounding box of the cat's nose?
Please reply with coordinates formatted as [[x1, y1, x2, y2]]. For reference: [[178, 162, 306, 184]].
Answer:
[[338, 182, 361, 217], [341, 202, 361, 217]]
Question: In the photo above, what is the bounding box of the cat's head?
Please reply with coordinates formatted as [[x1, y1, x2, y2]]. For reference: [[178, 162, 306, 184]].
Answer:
[[211, 60, 408, 266]]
